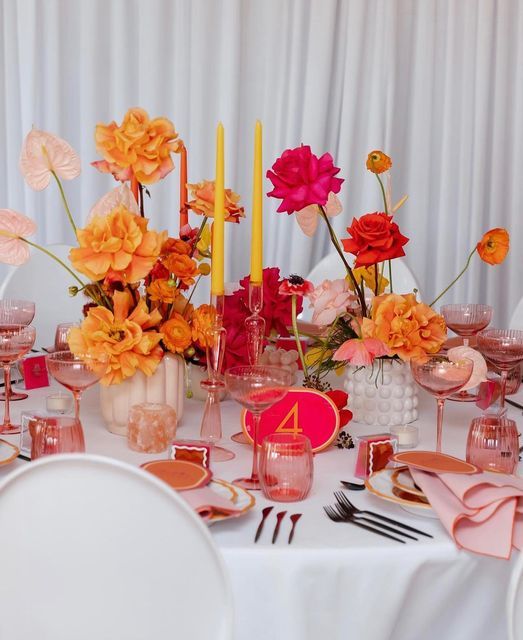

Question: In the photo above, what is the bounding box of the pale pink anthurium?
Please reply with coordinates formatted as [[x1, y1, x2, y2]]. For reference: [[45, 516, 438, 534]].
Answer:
[[295, 192, 342, 237], [87, 184, 139, 223], [0, 209, 37, 265], [19, 128, 81, 191], [333, 338, 390, 367]]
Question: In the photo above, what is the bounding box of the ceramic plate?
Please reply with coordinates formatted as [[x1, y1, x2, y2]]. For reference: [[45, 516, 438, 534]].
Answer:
[[390, 450, 479, 474], [0, 439, 20, 466], [365, 468, 434, 514], [141, 459, 212, 490], [207, 479, 255, 525], [390, 466, 427, 498]]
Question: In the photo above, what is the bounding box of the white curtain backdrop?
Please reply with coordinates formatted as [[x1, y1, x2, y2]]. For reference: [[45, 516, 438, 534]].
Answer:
[[0, 0, 521, 323]]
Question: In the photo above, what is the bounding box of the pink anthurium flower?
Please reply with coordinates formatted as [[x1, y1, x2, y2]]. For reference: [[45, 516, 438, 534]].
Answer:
[[19, 128, 81, 191], [87, 184, 139, 222], [295, 192, 343, 237], [333, 337, 390, 367], [0, 209, 37, 265]]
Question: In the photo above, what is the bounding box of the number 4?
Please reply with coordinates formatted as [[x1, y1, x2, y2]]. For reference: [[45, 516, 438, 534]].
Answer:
[[275, 402, 303, 435]]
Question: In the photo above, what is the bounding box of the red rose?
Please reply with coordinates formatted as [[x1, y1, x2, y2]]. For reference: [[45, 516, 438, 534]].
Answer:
[[267, 145, 344, 214], [341, 212, 409, 267]]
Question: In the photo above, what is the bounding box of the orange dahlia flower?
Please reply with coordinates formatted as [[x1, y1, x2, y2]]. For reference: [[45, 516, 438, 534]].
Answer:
[[187, 180, 245, 223], [364, 293, 446, 362], [69, 205, 166, 283], [93, 107, 183, 185], [67, 290, 163, 385], [366, 150, 392, 174], [477, 228, 510, 265], [161, 313, 193, 354], [162, 253, 200, 287], [191, 304, 217, 349]]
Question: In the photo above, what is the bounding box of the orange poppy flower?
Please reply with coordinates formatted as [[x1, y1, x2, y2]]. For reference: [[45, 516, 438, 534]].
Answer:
[[476, 228, 510, 265], [366, 150, 392, 174]]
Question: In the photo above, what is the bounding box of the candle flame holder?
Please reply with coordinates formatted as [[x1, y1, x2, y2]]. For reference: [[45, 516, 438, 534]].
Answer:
[[245, 281, 266, 365]]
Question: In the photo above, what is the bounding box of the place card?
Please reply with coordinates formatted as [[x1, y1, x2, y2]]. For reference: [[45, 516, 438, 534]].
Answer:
[[22, 355, 49, 390]]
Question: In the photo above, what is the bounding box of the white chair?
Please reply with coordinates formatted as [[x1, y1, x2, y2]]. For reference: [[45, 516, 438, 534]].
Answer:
[[507, 550, 523, 640], [0, 455, 233, 640], [0, 244, 85, 347], [510, 297, 523, 329]]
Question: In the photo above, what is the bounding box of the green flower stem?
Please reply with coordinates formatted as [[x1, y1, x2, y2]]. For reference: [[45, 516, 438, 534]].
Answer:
[[51, 171, 77, 238], [388, 259, 393, 293], [291, 294, 308, 377], [189, 216, 209, 257], [375, 173, 389, 215], [429, 247, 477, 308], [21, 238, 84, 287], [181, 274, 203, 318], [318, 206, 367, 316]]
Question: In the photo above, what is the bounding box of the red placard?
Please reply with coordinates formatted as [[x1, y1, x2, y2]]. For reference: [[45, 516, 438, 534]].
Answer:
[[22, 355, 49, 390], [241, 387, 340, 453]]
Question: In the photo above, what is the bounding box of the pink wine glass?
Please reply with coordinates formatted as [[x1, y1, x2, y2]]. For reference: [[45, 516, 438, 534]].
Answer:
[[0, 299, 35, 401], [46, 351, 108, 423], [477, 329, 523, 412], [0, 324, 36, 434], [225, 365, 291, 490], [411, 355, 473, 452]]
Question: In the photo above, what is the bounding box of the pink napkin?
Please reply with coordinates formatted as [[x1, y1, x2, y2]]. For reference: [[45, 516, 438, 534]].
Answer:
[[410, 468, 523, 559], [179, 486, 243, 522]]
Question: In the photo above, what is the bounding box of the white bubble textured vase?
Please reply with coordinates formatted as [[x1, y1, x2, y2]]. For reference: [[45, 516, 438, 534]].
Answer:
[[343, 359, 419, 426]]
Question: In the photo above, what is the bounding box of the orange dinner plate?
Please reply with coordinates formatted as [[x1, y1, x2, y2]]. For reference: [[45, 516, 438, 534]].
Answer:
[[141, 459, 212, 490], [390, 450, 479, 474]]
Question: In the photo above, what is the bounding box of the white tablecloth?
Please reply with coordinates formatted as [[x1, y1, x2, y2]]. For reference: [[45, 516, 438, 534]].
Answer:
[[2, 380, 521, 640]]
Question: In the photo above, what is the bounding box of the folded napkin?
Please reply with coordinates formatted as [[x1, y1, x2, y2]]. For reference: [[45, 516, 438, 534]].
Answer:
[[410, 468, 523, 559], [179, 486, 243, 522]]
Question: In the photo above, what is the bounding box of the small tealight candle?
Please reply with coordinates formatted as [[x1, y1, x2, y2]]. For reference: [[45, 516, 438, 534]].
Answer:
[[390, 425, 419, 449], [46, 392, 73, 414]]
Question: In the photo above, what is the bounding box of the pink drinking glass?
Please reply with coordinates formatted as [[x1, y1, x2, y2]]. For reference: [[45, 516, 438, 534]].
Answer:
[[31, 415, 85, 458], [0, 324, 36, 434], [225, 365, 291, 490], [466, 415, 519, 474], [259, 433, 313, 502], [477, 329, 523, 412], [46, 351, 108, 423], [0, 299, 35, 401], [411, 355, 473, 452]]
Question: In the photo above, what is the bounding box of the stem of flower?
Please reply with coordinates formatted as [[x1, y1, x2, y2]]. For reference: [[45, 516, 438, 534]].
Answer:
[[181, 274, 203, 318], [189, 216, 209, 258], [21, 238, 85, 287], [375, 174, 389, 215], [374, 265, 379, 296], [429, 247, 477, 307], [138, 183, 145, 217], [318, 206, 367, 316], [291, 294, 308, 377], [388, 259, 393, 293], [52, 171, 77, 238]]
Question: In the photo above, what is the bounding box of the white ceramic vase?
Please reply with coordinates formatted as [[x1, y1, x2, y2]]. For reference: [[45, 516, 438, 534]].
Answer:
[[99, 353, 185, 436], [343, 359, 418, 427]]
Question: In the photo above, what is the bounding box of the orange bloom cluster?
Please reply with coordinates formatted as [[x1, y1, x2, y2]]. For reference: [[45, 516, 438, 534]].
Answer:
[[361, 293, 446, 363], [93, 107, 183, 185], [187, 180, 245, 223]]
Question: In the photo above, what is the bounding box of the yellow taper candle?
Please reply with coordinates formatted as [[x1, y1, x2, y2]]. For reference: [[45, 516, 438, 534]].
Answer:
[[250, 120, 263, 283], [211, 122, 225, 296]]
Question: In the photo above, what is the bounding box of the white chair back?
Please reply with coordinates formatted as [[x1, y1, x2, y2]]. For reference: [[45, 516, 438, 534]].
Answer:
[[510, 297, 523, 329], [0, 244, 85, 347], [0, 455, 233, 640], [507, 550, 523, 640]]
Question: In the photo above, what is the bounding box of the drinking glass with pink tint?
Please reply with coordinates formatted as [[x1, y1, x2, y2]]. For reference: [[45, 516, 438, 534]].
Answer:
[[46, 351, 108, 423], [259, 433, 313, 502], [54, 322, 77, 352], [0, 299, 35, 401], [477, 329, 523, 413], [411, 355, 473, 452], [225, 365, 291, 490], [0, 324, 36, 434], [31, 415, 85, 459], [466, 415, 519, 474]]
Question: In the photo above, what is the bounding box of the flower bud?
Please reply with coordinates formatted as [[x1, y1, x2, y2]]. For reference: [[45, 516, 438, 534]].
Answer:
[[68, 286, 79, 297]]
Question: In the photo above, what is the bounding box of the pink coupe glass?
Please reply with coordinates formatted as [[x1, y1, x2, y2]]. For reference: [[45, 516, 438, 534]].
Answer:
[[259, 433, 313, 501], [46, 351, 108, 423], [225, 365, 291, 490], [477, 329, 523, 412], [411, 355, 473, 452], [0, 299, 35, 401]]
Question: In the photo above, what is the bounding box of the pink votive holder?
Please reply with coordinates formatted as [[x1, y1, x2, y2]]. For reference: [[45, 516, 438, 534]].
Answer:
[[466, 415, 519, 474], [31, 415, 85, 459], [128, 403, 177, 453], [259, 433, 313, 502]]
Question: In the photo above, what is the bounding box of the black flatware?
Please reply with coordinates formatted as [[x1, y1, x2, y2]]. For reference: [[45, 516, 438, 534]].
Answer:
[[340, 480, 366, 491], [506, 398, 523, 411], [288, 514, 302, 544], [254, 506, 273, 543], [323, 506, 405, 543], [272, 510, 287, 544]]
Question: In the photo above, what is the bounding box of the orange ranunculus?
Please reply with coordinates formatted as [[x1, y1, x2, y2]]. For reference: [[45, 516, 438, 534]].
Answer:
[[191, 304, 217, 349], [93, 107, 183, 185], [477, 228, 510, 265], [162, 252, 200, 287], [161, 237, 192, 256], [67, 290, 164, 385], [365, 293, 446, 362], [147, 278, 180, 304], [69, 205, 166, 283], [187, 180, 245, 223], [366, 150, 392, 174], [161, 313, 193, 354]]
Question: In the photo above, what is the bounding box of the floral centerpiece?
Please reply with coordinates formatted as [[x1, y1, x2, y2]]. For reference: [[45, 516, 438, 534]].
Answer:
[[266, 145, 510, 425]]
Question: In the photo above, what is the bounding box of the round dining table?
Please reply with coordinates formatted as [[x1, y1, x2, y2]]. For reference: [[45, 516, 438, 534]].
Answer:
[[1, 377, 520, 640]]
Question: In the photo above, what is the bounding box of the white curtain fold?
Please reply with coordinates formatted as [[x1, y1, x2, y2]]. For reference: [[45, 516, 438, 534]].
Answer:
[[0, 0, 521, 322]]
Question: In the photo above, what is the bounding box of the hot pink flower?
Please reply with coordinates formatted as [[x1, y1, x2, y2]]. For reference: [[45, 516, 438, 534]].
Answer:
[[333, 338, 390, 367], [309, 279, 353, 325], [19, 128, 81, 191], [267, 145, 344, 214], [0, 209, 37, 265]]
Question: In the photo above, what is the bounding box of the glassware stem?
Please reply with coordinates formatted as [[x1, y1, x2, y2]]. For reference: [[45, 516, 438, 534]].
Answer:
[[2, 364, 11, 428], [436, 398, 445, 452], [463, 337, 469, 347], [246, 281, 265, 365], [249, 412, 261, 485], [499, 369, 508, 411], [200, 387, 222, 443], [73, 390, 81, 422]]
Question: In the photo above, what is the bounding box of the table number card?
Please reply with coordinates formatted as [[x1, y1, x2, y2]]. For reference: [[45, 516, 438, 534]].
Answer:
[[241, 387, 340, 452]]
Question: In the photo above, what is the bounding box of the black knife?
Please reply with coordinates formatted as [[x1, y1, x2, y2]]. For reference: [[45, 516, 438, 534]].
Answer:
[[254, 506, 273, 543]]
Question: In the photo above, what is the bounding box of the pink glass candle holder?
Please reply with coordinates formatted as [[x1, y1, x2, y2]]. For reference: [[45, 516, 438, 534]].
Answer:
[[466, 415, 519, 474], [259, 433, 313, 502], [128, 403, 177, 453], [31, 415, 85, 459]]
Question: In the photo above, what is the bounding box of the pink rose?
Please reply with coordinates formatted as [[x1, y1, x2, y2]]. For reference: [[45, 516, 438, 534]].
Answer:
[[309, 279, 353, 325], [267, 145, 344, 214]]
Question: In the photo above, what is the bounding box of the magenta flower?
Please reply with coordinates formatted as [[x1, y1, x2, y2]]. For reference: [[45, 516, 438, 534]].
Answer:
[[267, 145, 344, 214], [333, 338, 390, 367]]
